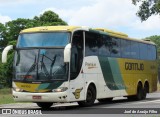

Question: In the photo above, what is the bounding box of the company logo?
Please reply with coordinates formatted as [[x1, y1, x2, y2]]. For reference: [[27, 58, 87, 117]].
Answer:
[[85, 62, 97, 69], [73, 88, 83, 99], [125, 62, 144, 71]]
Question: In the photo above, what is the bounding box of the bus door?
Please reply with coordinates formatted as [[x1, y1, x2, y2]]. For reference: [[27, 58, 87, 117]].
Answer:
[[69, 31, 85, 101]]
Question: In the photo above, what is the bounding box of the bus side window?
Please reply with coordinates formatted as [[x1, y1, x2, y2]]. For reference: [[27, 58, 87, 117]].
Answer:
[[70, 31, 84, 80], [121, 39, 131, 58], [148, 45, 157, 60], [85, 32, 99, 56], [139, 43, 148, 60], [130, 41, 139, 59], [98, 35, 111, 56], [110, 37, 121, 57]]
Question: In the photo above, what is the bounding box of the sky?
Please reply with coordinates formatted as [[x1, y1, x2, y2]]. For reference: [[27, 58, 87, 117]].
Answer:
[[0, 0, 160, 39]]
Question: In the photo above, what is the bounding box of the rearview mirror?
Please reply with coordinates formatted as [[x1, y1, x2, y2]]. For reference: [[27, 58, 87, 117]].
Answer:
[[64, 43, 71, 63], [2, 45, 13, 63]]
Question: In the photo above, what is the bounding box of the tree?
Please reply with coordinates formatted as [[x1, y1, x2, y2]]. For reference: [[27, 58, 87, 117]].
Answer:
[[132, 0, 160, 21], [145, 35, 160, 51], [4, 11, 68, 42], [5, 18, 36, 42], [34, 10, 67, 26], [0, 23, 7, 47], [0, 10, 68, 88]]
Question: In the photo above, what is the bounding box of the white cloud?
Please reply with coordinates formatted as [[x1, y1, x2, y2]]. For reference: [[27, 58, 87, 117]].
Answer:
[[0, 14, 11, 24], [131, 15, 160, 31], [41, 0, 138, 28], [40, 0, 160, 38]]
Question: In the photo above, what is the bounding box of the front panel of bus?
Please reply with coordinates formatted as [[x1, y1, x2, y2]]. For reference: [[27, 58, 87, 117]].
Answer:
[[12, 32, 71, 102]]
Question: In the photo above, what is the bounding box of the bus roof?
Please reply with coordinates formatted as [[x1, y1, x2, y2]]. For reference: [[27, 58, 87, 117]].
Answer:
[[94, 28, 155, 45], [20, 26, 155, 45], [20, 26, 83, 33]]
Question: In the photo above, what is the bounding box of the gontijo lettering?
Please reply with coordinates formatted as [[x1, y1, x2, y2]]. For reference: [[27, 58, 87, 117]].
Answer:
[[125, 62, 144, 71]]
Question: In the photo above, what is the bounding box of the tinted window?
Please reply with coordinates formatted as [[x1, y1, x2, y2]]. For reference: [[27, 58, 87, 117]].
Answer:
[[110, 37, 121, 57], [71, 31, 84, 79], [98, 35, 111, 56], [148, 45, 157, 60], [85, 32, 100, 56], [17, 32, 70, 47], [130, 41, 139, 59], [139, 43, 148, 59], [121, 39, 131, 58]]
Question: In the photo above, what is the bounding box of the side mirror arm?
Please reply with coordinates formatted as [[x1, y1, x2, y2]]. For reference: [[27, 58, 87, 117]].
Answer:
[[2, 45, 14, 63]]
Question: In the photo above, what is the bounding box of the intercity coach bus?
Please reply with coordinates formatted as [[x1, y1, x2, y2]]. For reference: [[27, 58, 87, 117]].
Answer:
[[2, 26, 158, 108]]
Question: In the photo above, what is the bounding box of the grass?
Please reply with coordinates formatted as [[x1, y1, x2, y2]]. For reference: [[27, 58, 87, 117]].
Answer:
[[0, 88, 15, 105]]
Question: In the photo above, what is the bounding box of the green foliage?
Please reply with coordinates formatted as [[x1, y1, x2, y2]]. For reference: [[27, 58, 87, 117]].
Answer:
[[145, 35, 160, 65], [132, 0, 160, 21], [34, 10, 67, 26], [0, 23, 7, 46], [0, 11, 68, 88], [145, 35, 160, 51], [5, 18, 36, 42]]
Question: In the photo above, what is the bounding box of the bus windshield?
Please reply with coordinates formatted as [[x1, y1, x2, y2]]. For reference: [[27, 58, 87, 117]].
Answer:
[[17, 32, 70, 47], [14, 49, 68, 81], [14, 32, 70, 82]]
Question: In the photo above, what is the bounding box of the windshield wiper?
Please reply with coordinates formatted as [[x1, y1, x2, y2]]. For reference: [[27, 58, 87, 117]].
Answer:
[[23, 55, 37, 80], [40, 54, 50, 79], [40, 54, 57, 79]]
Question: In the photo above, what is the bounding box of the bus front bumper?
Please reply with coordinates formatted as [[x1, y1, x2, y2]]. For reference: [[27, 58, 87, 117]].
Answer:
[[12, 90, 69, 103]]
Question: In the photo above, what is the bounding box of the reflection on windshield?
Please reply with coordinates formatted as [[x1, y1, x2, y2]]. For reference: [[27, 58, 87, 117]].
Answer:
[[14, 49, 68, 81], [17, 32, 70, 47]]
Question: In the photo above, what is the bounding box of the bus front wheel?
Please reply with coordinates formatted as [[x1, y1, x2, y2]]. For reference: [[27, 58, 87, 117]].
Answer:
[[36, 102, 53, 109], [78, 85, 96, 107]]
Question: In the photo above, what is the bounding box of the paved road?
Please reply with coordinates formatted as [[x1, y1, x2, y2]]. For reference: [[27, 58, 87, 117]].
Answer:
[[0, 92, 160, 116]]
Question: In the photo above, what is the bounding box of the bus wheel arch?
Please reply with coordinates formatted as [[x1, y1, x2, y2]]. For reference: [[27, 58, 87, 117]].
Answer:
[[78, 82, 97, 107]]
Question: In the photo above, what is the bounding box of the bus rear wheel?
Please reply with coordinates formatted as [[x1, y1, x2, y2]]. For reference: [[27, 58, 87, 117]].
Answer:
[[36, 102, 53, 109], [127, 83, 143, 101], [78, 85, 96, 107], [142, 83, 148, 99], [135, 83, 143, 101]]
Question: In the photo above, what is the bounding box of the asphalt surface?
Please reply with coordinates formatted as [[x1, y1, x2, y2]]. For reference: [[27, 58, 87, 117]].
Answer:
[[0, 92, 160, 116]]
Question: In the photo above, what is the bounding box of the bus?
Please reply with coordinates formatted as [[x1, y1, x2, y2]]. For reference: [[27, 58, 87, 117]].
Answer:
[[2, 26, 158, 108]]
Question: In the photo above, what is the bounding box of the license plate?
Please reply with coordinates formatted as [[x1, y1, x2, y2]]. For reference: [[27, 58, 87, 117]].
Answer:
[[32, 96, 42, 100]]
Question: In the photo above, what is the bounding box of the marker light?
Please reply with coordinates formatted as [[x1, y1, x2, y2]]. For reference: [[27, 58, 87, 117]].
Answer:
[[52, 87, 68, 92]]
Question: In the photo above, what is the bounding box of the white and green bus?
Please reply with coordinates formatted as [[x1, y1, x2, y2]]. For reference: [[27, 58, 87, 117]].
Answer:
[[2, 26, 158, 108]]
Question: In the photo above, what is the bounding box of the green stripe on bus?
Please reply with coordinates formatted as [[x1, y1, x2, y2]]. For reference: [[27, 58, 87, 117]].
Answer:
[[98, 57, 125, 90], [108, 58, 126, 90]]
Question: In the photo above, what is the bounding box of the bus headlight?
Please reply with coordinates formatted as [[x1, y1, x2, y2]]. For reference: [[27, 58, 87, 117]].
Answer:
[[13, 87, 24, 92], [52, 87, 68, 92]]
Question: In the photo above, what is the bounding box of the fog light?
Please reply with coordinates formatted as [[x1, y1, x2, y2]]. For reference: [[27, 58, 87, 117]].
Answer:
[[52, 87, 68, 92]]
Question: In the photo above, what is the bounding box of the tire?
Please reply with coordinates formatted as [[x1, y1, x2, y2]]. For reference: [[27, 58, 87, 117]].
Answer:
[[142, 84, 147, 99], [36, 102, 53, 109], [135, 83, 143, 101], [127, 83, 143, 101], [78, 85, 96, 107], [98, 98, 113, 103]]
